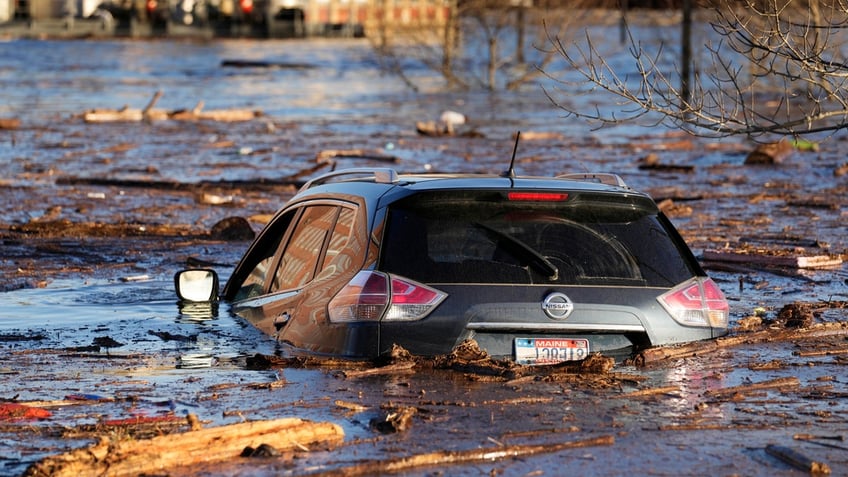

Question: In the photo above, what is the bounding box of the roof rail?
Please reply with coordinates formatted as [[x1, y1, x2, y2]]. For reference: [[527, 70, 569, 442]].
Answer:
[[557, 173, 630, 189], [300, 168, 400, 191]]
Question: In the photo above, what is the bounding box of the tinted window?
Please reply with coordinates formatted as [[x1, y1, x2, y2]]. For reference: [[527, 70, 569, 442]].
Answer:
[[379, 191, 697, 287], [231, 211, 295, 301]]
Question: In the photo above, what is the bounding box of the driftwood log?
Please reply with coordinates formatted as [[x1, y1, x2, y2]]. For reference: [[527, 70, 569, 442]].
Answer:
[[0, 118, 21, 130], [703, 376, 799, 399], [170, 100, 261, 122], [634, 321, 848, 366], [615, 386, 681, 399], [315, 148, 400, 163], [702, 249, 842, 269], [82, 91, 164, 123], [765, 444, 831, 474], [82, 91, 261, 123], [24, 417, 344, 477], [309, 434, 615, 477]]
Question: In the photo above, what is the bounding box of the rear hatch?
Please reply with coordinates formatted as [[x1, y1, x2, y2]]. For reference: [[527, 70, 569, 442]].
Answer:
[[376, 187, 721, 361]]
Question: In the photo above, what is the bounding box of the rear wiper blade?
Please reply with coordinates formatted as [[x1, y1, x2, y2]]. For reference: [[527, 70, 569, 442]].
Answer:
[[474, 222, 559, 281]]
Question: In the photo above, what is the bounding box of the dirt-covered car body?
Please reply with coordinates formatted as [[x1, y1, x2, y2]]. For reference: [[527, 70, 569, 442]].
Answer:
[[177, 168, 729, 363]]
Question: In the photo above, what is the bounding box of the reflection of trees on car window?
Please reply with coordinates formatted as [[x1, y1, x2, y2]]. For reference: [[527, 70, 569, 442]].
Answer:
[[235, 256, 274, 301], [316, 207, 355, 280], [232, 210, 297, 301], [271, 206, 337, 292], [230, 205, 358, 301]]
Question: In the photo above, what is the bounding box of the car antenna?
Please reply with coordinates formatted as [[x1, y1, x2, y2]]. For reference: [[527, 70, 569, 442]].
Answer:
[[502, 131, 520, 181]]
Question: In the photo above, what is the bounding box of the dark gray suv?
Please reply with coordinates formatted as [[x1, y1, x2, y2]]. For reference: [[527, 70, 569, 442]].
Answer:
[[176, 168, 729, 364]]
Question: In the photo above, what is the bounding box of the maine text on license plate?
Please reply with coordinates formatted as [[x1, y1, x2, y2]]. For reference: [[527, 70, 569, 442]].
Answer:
[[514, 338, 589, 365]]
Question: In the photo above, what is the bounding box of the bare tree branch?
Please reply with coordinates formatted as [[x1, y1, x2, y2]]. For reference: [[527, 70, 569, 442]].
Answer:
[[545, 0, 848, 138]]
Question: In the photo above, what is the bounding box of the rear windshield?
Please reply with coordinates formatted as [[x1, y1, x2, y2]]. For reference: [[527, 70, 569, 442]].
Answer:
[[378, 190, 698, 287]]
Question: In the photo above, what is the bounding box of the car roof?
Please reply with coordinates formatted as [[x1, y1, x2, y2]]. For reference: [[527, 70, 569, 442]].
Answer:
[[297, 168, 646, 198]]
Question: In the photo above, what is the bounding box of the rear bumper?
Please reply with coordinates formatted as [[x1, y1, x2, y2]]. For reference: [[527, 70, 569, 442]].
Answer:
[[469, 330, 643, 360]]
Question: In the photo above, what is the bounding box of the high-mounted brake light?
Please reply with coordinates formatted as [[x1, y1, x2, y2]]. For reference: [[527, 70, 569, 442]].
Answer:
[[328, 271, 447, 323], [658, 277, 729, 328], [507, 192, 569, 202]]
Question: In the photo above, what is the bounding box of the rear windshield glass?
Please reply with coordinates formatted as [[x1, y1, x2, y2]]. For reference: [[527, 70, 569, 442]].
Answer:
[[379, 190, 697, 287]]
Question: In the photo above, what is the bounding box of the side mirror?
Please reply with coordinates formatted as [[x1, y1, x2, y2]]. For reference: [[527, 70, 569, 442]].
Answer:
[[175, 269, 219, 302]]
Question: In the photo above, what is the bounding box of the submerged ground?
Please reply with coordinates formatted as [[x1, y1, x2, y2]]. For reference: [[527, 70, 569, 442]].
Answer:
[[0, 30, 847, 476]]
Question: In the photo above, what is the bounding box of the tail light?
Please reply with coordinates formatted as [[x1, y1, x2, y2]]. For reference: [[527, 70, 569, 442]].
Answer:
[[658, 277, 729, 328], [328, 271, 447, 323]]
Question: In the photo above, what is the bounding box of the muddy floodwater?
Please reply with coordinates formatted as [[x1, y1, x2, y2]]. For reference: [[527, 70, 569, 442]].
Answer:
[[1, 25, 847, 477]]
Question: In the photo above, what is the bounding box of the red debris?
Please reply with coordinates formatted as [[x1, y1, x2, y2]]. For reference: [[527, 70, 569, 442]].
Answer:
[[0, 403, 52, 421]]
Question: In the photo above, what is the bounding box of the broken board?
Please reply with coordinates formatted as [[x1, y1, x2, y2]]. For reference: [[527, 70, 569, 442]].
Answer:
[[702, 249, 843, 269]]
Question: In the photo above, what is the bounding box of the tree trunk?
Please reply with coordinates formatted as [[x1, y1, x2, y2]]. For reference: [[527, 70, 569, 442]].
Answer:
[[488, 36, 497, 90], [681, 0, 692, 105]]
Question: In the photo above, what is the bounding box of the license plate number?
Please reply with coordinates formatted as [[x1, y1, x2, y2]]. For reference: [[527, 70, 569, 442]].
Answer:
[[514, 338, 589, 365]]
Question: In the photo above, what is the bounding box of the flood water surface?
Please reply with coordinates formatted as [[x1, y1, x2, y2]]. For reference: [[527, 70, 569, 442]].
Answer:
[[1, 32, 847, 476]]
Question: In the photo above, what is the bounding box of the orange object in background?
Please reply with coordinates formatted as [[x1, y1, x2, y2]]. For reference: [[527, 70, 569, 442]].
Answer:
[[0, 403, 51, 421]]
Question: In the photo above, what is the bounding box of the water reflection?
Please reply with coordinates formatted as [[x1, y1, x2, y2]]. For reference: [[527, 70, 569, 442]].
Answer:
[[177, 301, 219, 322], [646, 357, 731, 422]]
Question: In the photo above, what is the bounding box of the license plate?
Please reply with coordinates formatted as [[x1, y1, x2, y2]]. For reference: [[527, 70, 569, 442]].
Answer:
[[514, 338, 589, 365]]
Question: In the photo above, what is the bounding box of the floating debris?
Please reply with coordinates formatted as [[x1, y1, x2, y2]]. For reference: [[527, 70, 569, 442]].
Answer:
[[0, 403, 51, 421], [765, 444, 831, 474], [81, 91, 262, 123], [92, 336, 124, 350], [702, 249, 842, 269], [210, 216, 255, 241], [745, 139, 795, 164], [178, 354, 216, 369], [370, 406, 416, 434], [24, 417, 344, 477]]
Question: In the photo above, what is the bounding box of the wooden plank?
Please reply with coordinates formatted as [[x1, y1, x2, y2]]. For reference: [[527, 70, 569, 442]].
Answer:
[[24, 417, 344, 477], [615, 386, 681, 399], [634, 321, 848, 366], [702, 250, 842, 269], [704, 377, 800, 399], [315, 148, 400, 163], [309, 435, 614, 477]]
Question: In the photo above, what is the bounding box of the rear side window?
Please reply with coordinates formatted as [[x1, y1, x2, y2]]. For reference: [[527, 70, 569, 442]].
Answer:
[[379, 191, 697, 287], [271, 205, 338, 292], [316, 207, 356, 280]]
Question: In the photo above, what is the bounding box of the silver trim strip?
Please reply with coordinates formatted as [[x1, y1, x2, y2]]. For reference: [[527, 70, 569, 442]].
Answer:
[[466, 322, 645, 332], [234, 290, 299, 308]]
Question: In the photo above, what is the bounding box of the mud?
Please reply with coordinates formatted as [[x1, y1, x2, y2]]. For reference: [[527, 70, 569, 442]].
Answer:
[[0, 34, 847, 476]]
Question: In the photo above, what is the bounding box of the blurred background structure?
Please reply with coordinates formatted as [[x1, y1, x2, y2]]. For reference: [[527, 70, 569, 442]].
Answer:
[[0, 0, 680, 39]]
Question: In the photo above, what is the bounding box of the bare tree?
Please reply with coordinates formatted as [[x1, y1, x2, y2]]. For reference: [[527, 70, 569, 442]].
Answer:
[[371, 0, 620, 91], [545, 0, 848, 138]]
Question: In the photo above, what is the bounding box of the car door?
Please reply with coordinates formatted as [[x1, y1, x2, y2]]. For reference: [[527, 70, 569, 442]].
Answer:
[[229, 202, 361, 353]]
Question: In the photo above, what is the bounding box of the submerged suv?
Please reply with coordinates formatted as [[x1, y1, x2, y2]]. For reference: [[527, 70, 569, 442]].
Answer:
[[176, 168, 729, 364]]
